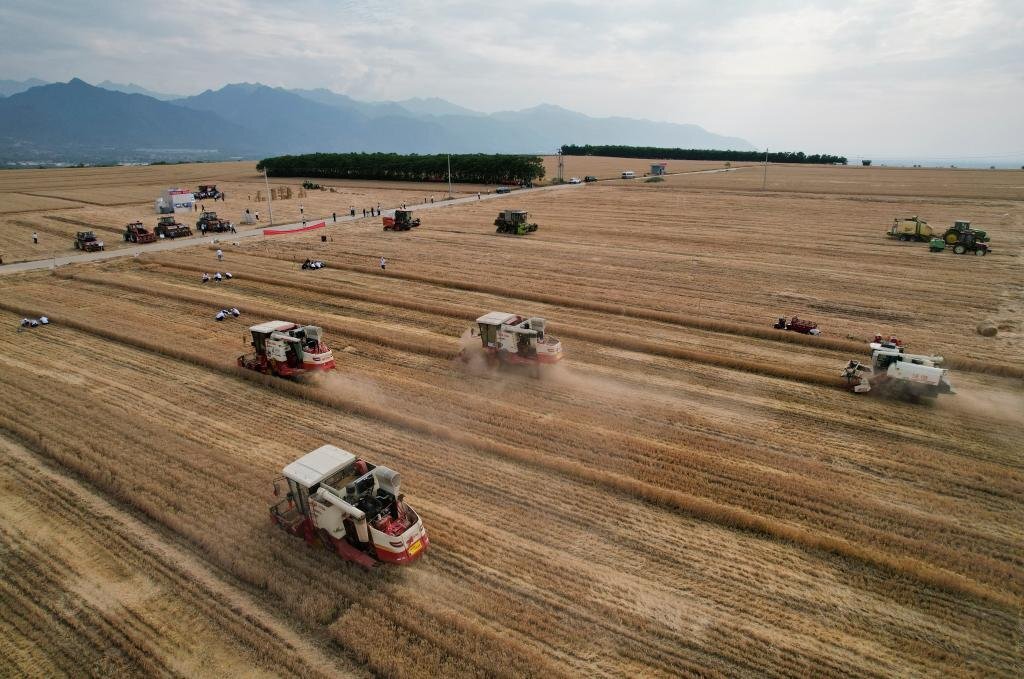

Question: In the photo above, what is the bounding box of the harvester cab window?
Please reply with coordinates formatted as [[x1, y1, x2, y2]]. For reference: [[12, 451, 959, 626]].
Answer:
[[479, 323, 497, 346]]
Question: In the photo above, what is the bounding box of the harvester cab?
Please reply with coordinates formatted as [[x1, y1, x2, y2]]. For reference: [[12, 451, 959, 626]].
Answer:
[[383, 209, 420, 231], [270, 444, 429, 567], [842, 342, 955, 399], [472, 311, 562, 367], [238, 320, 335, 378], [494, 210, 538, 235]]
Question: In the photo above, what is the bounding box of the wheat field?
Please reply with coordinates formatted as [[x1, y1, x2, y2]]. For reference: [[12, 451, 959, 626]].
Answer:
[[0, 160, 1021, 677]]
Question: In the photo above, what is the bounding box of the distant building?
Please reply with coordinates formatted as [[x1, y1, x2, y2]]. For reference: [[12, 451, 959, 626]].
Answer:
[[650, 162, 667, 176]]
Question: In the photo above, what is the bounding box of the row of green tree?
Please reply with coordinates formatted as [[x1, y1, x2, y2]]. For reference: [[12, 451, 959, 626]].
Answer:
[[560, 145, 847, 165], [257, 153, 546, 184]]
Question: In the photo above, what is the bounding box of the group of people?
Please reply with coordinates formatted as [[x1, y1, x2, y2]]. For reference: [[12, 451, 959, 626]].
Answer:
[[301, 259, 326, 270], [18, 316, 49, 330], [215, 308, 241, 321], [201, 272, 233, 283]]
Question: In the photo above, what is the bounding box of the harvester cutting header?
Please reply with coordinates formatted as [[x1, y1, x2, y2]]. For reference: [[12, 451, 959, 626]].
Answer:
[[270, 444, 429, 567]]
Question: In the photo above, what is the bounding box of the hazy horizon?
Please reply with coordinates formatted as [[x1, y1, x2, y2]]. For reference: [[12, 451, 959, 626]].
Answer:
[[1, 0, 1022, 161]]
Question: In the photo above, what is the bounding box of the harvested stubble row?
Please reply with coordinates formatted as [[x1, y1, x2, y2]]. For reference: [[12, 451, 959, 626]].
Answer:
[[0, 303, 1018, 676], [30, 270, 1024, 593], [0, 296, 1016, 613]]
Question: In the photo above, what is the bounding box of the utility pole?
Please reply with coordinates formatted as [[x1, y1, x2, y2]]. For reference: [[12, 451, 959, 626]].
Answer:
[[557, 148, 564, 183], [263, 167, 274, 225], [762, 148, 769, 190], [447, 154, 453, 199]]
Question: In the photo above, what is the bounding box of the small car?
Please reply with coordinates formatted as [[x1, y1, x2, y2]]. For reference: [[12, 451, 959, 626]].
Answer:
[[568, 177, 582, 184], [583, 176, 598, 182]]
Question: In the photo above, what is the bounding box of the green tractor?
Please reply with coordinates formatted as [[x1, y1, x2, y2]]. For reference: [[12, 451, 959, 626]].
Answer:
[[942, 220, 989, 245], [494, 210, 538, 236]]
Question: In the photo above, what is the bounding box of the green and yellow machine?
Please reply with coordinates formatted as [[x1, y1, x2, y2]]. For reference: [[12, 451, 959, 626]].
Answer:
[[494, 210, 538, 236]]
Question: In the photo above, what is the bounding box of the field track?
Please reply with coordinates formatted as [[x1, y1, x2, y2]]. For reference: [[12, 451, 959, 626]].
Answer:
[[1, 160, 1021, 677]]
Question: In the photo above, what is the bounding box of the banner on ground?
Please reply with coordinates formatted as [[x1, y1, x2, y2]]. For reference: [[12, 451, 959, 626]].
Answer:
[[263, 221, 325, 236]]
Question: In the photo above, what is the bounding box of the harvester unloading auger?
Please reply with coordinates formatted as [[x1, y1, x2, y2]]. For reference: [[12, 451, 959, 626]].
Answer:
[[238, 320, 335, 379], [842, 341, 955, 400], [462, 312, 563, 373], [270, 444, 429, 567]]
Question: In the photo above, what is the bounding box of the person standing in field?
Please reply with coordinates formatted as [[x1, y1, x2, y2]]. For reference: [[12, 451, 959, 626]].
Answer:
[[32, 232, 38, 244], [216, 248, 223, 261], [255, 211, 260, 222], [379, 256, 387, 271]]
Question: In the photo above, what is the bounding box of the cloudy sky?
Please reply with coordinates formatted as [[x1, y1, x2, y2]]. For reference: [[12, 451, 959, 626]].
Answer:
[[1, 0, 1021, 158]]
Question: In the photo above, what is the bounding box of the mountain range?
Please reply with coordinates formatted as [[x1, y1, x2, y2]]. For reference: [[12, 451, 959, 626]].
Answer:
[[0, 78, 754, 164]]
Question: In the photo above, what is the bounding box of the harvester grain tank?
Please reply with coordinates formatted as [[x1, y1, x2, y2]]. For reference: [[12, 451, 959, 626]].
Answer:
[[468, 312, 563, 367], [842, 341, 955, 399], [73, 231, 104, 252], [154, 215, 192, 239], [123, 221, 157, 244], [270, 444, 428, 567], [383, 209, 420, 231], [494, 210, 538, 235], [888, 216, 934, 241], [238, 320, 335, 378]]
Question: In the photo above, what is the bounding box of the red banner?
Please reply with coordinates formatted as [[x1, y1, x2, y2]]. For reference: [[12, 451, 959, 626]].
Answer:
[[263, 221, 325, 236]]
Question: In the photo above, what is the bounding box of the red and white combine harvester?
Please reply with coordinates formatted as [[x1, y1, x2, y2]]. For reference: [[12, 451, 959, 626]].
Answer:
[[238, 320, 335, 378], [464, 312, 563, 370], [270, 444, 429, 567]]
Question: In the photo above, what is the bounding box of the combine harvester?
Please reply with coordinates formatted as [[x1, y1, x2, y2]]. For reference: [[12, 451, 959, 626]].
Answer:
[[72, 231, 104, 251], [382, 209, 420, 231], [270, 444, 429, 567], [842, 340, 955, 400], [773, 316, 821, 335], [238, 320, 335, 379], [154, 215, 192, 239], [463, 312, 563, 374], [196, 211, 234, 233], [123, 221, 157, 244], [494, 210, 538, 236]]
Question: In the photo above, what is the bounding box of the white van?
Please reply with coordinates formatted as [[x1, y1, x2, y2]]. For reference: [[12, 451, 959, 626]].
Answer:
[[621, 171, 636, 179]]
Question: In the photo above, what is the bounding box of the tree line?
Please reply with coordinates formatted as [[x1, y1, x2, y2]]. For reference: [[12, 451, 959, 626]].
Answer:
[[257, 153, 546, 184], [560, 145, 847, 165]]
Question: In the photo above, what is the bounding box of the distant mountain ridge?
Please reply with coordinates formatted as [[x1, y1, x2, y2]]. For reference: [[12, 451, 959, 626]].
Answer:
[[0, 78, 756, 163]]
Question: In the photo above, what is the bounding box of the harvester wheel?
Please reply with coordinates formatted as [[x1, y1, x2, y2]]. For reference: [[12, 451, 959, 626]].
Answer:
[[953, 244, 966, 255], [976, 249, 986, 256]]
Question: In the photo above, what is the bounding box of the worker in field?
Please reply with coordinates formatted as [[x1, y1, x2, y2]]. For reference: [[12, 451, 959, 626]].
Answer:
[[230, 308, 240, 317], [214, 272, 223, 282], [215, 310, 226, 321], [380, 256, 387, 271], [224, 272, 232, 279], [216, 248, 223, 261], [32, 232, 38, 244], [201, 272, 210, 283]]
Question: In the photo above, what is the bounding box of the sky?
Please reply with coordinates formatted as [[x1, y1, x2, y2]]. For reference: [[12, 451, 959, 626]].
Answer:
[[1, 0, 1022, 160]]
